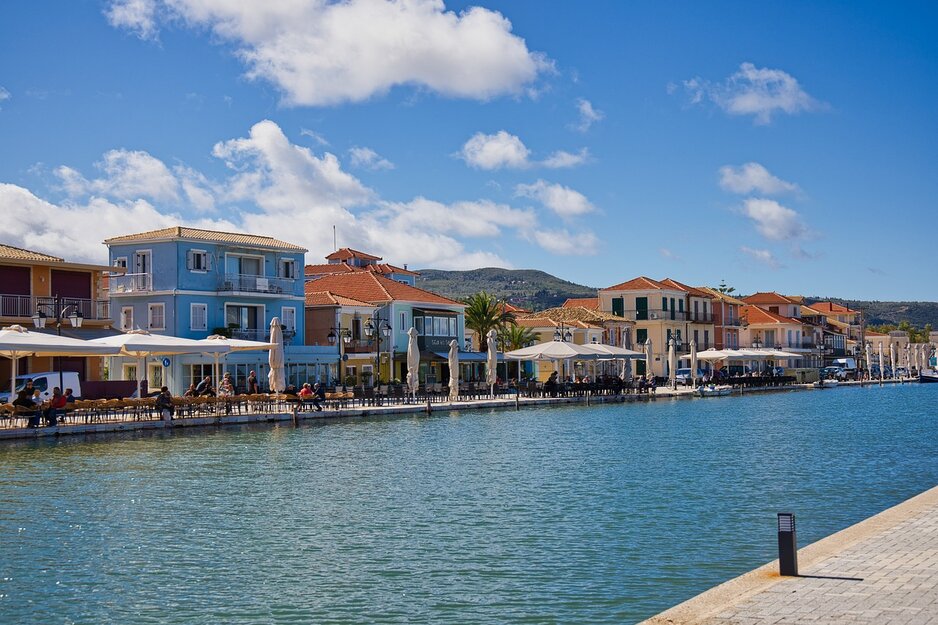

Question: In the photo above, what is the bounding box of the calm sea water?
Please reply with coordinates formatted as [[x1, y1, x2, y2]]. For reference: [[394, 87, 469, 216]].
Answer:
[[1, 384, 936, 624]]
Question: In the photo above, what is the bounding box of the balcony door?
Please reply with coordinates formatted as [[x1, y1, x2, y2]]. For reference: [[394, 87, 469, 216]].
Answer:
[[226, 304, 263, 340], [636, 297, 648, 321], [134, 251, 151, 290]]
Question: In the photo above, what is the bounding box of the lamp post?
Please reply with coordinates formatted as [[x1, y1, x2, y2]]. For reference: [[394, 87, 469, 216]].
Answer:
[[326, 326, 351, 385], [32, 296, 84, 392], [552, 322, 573, 343], [752, 337, 763, 349], [670, 333, 683, 390], [364, 315, 392, 385]]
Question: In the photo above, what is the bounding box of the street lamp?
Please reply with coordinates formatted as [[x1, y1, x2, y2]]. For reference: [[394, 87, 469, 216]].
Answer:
[[364, 315, 392, 385], [553, 322, 573, 343], [752, 337, 763, 349], [669, 334, 684, 390], [32, 296, 85, 392]]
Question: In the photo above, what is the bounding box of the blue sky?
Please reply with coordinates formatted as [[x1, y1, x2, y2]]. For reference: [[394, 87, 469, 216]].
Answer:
[[1, 1, 936, 299]]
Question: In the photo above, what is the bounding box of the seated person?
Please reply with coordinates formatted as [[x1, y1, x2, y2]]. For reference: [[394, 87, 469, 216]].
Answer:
[[155, 386, 174, 420], [298, 383, 314, 398], [42, 387, 67, 427], [195, 375, 215, 397], [183, 383, 197, 397], [217, 379, 234, 398]]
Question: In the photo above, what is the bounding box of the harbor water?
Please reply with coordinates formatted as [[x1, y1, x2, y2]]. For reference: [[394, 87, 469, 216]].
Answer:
[[1, 384, 936, 624]]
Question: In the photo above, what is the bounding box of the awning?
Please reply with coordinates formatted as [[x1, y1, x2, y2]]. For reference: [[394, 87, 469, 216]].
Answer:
[[431, 350, 501, 362], [414, 308, 458, 316]]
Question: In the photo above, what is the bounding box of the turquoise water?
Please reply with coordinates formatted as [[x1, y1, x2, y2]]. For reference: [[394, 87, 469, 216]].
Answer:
[[1, 384, 936, 624]]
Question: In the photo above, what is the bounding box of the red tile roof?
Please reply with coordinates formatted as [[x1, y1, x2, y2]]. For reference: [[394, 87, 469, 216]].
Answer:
[[503, 302, 531, 314], [304, 272, 463, 307], [325, 247, 382, 262], [104, 226, 306, 251], [741, 305, 803, 325], [306, 290, 375, 307], [305, 261, 419, 278], [659, 278, 711, 298], [742, 292, 799, 305], [601, 276, 670, 291], [562, 297, 599, 310], [808, 301, 859, 315]]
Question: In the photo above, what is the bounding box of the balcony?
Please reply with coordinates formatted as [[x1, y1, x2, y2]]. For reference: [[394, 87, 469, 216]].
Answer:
[[343, 339, 377, 354], [688, 312, 714, 323], [109, 273, 151, 293], [230, 327, 296, 344], [219, 273, 294, 295], [625, 309, 688, 322], [721, 317, 743, 326], [0, 294, 110, 321]]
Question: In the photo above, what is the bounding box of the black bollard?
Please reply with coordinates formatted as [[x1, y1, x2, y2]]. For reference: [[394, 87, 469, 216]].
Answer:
[[777, 512, 798, 576]]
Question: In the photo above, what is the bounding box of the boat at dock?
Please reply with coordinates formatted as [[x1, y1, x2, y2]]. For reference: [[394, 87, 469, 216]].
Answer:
[[813, 379, 839, 388], [920, 371, 938, 383], [698, 384, 733, 397]]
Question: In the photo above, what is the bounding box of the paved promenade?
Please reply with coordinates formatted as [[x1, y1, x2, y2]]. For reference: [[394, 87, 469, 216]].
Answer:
[[643, 484, 938, 625]]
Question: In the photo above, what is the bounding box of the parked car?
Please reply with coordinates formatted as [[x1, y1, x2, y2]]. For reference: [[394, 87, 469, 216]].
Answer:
[[821, 366, 846, 381], [895, 367, 910, 378], [674, 368, 705, 385]]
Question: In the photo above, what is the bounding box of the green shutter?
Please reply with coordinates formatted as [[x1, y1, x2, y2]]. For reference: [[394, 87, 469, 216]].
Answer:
[[612, 297, 624, 317]]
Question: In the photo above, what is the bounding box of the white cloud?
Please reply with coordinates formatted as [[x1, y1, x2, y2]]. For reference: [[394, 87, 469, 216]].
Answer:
[[682, 62, 823, 124], [740, 246, 782, 269], [572, 98, 603, 132], [542, 148, 589, 169], [741, 198, 806, 241], [527, 229, 599, 255], [514, 179, 594, 218], [300, 128, 329, 146], [348, 146, 395, 171], [659, 247, 680, 260], [379, 197, 532, 238], [719, 162, 798, 195], [55, 149, 181, 202], [105, 0, 550, 106], [0, 86, 10, 108], [460, 130, 531, 170]]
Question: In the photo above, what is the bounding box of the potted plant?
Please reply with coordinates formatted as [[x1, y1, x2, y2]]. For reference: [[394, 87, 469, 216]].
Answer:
[[344, 374, 358, 388], [361, 370, 373, 387]]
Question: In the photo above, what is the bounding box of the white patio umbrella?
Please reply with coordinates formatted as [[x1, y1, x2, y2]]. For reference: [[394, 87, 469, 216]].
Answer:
[[406, 327, 420, 400], [200, 335, 276, 393], [667, 338, 676, 389], [879, 341, 886, 381], [504, 340, 605, 361], [0, 324, 120, 400], [694, 348, 732, 361], [89, 329, 228, 397], [587, 344, 645, 359], [267, 317, 286, 393], [644, 338, 653, 380], [486, 329, 498, 398], [890, 343, 897, 379], [447, 339, 459, 402], [865, 342, 873, 378], [689, 339, 698, 387]]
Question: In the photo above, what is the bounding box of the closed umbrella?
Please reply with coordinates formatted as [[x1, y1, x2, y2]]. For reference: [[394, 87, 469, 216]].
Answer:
[[905, 345, 912, 377], [865, 342, 873, 379], [406, 327, 419, 400], [878, 342, 885, 380], [689, 339, 698, 387], [447, 339, 459, 402], [890, 342, 897, 380], [667, 338, 676, 389], [486, 329, 498, 398], [644, 338, 653, 380], [267, 317, 286, 393]]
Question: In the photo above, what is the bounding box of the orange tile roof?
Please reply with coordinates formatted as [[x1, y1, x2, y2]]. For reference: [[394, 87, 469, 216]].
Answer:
[[325, 247, 382, 262], [519, 306, 631, 325], [516, 317, 600, 330], [659, 278, 711, 298], [104, 226, 307, 251], [304, 272, 463, 307], [306, 290, 376, 307], [601, 276, 670, 291], [741, 305, 803, 325], [305, 261, 420, 278], [742, 291, 799, 305], [503, 302, 532, 314], [0, 243, 64, 263], [562, 297, 599, 310], [693, 286, 747, 306], [865, 330, 887, 337], [808, 301, 859, 315]]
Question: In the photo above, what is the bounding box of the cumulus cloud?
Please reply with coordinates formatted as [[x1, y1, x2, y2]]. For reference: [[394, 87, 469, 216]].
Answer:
[[527, 229, 599, 255], [515, 179, 594, 218], [741, 198, 806, 241], [542, 148, 589, 169], [348, 146, 394, 171], [719, 162, 798, 195], [572, 98, 603, 132], [682, 62, 823, 124], [1, 119, 570, 268], [105, 0, 550, 106], [740, 246, 782, 269], [460, 130, 531, 170]]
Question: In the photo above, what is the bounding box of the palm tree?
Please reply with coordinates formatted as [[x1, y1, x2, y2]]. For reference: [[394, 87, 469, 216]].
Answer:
[[498, 322, 538, 380], [464, 291, 515, 351]]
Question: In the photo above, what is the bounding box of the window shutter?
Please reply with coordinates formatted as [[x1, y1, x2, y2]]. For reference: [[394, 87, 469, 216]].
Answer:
[[186, 251, 193, 270]]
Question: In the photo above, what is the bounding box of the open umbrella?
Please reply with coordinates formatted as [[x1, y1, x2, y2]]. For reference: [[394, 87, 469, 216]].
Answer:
[[890, 342, 897, 379], [503, 341, 604, 361], [267, 317, 286, 393], [406, 327, 419, 400], [0, 324, 120, 400], [689, 339, 698, 387], [667, 338, 676, 389], [486, 329, 498, 398], [447, 339, 459, 402], [90, 329, 228, 397], [878, 342, 885, 380]]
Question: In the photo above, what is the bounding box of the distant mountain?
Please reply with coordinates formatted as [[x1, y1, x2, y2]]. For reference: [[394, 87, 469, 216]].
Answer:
[[415, 268, 596, 311], [415, 268, 938, 326]]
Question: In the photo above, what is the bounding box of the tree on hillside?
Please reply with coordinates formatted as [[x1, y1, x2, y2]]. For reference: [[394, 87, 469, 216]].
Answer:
[[715, 280, 736, 294], [464, 291, 515, 351], [868, 321, 934, 343], [498, 322, 538, 380]]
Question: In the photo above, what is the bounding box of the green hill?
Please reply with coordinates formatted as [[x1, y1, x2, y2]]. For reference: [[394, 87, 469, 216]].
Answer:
[[416, 268, 597, 311], [805, 297, 938, 328]]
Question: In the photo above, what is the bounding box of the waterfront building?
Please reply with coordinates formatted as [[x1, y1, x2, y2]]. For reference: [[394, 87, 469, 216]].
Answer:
[[305, 247, 419, 286], [305, 290, 379, 386], [0, 244, 118, 383], [800, 306, 849, 361], [303, 271, 471, 385], [693, 286, 745, 350], [739, 305, 821, 367], [104, 226, 337, 393], [659, 278, 716, 351], [805, 301, 862, 341]]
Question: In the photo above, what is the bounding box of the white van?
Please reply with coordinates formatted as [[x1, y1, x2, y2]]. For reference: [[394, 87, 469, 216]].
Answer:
[[0, 371, 81, 404]]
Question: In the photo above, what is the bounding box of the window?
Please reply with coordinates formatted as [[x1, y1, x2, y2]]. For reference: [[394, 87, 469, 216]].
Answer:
[[662, 297, 668, 311], [678, 299, 684, 313], [279, 259, 296, 279], [636, 328, 648, 344], [113, 257, 128, 269], [281, 307, 296, 332], [187, 250, 209, 272], [611, 297, 624, 317], [121, 306, 134, 330], [190, 303, 208, 331], [414, 316, 424, 335], [704, 330, 710, 349], [400, 311, 406, 331], [449, 317, 456, 337], [148, 303, 165, 330]]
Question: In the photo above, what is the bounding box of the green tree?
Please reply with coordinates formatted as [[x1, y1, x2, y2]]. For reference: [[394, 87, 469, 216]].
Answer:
[[464, 291, 515, 351], [715, 280, 735, 294]]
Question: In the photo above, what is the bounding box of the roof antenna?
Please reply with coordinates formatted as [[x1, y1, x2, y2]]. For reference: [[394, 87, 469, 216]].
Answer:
[[333, 225, 337, 251]]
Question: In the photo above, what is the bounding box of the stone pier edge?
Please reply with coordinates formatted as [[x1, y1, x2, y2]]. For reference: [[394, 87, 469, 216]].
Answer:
[[639, 482, 938, 625]]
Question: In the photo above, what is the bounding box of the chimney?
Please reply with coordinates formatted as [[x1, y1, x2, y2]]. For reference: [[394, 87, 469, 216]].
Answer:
[[403, 264, 408, 270]]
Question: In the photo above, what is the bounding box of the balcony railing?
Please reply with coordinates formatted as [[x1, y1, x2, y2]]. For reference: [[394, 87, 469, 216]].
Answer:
[[230, 327, 296, 344], [746, 341, 817, 350], [219, 273, 294, 294], [343, 339, 376, 354], [0, 294, 110, 320], [688, 312, 714, 323], [721, 318, 743, 326], [624, 309, 688, 321], [109, 273, 151, 293]]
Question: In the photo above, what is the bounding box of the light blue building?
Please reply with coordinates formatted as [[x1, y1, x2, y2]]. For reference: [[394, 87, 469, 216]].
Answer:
[[105, 226, 338, 394]]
